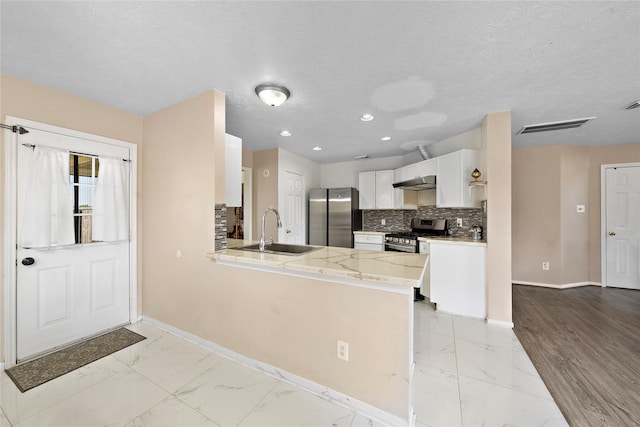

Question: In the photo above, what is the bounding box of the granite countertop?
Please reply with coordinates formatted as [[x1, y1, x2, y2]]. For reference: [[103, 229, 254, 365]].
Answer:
[[208, 245, 428, 288], [418, 236, 487, 247]]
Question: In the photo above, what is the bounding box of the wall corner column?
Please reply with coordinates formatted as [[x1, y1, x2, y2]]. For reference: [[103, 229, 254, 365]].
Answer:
[[483, 111, 512, 325]]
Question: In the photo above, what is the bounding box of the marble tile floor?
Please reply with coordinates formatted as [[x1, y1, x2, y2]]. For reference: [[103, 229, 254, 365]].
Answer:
[[0, 304, 567, 427]]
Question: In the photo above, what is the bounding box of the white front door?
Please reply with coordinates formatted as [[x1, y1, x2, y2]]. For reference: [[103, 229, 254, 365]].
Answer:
[[283, 171, 305, 244], [604, 165, 640, 290], [16, 128, 131, 361]]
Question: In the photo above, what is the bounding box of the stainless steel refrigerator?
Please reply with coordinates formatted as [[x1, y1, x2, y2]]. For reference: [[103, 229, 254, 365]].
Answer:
[[308, 188, 362, 248]]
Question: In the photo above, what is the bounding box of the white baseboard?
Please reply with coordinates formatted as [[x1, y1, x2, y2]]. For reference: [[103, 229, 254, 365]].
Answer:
[[486, 318, 514, 328], [512, 280, 602, 289], [139, 316, 412, 427]]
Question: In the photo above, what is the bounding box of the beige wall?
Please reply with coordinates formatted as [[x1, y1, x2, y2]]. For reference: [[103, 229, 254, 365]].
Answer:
[[560, 146, 590, 283], [484, 111, 512, 324], [141, 90, 221, 322], [252, 149, 279, 239], [141, 94, 411, 420], [512, 146, 563, 283], [0, 74, 143, 361], [242, 148, 253, 168], [512, 143, 640, 285]]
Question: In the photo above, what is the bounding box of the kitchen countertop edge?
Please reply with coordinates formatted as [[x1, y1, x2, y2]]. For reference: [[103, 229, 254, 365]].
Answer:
[[206, 245, 428, 291]]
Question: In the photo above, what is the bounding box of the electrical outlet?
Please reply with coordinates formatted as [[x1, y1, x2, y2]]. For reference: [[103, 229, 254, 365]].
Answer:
[[381, 218, 386, 226], [542, 261, 550, 270], [337, 340, 349, 361], [456, 218, 463, 227]]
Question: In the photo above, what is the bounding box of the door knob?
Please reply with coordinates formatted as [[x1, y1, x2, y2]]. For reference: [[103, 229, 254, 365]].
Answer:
[[21, 257, 35, 266], [608, 231, 616, 236], [286, 229, 292, 234]]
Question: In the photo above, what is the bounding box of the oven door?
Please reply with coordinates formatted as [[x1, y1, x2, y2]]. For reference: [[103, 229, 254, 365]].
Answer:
[[385, 242, 417, 253]]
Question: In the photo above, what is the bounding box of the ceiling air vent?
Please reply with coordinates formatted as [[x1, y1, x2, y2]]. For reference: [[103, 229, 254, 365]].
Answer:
[[517, 117, 596, 135], [624, 100, 640, 110]]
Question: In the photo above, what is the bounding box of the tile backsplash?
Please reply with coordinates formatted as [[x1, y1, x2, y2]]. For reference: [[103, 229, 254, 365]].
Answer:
[[214, 203, 227, 250], [362, 202, 486, 239]]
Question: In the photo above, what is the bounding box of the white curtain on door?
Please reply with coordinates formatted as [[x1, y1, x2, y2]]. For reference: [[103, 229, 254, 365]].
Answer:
[[20, 146, 75, 248], [93, 157, 129, 242]]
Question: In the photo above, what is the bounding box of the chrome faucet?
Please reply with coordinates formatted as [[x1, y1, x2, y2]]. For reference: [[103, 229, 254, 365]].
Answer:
[[259, 208, 283, 251]]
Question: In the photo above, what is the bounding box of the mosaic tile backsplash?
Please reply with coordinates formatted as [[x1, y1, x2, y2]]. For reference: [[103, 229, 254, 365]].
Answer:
[[214, 203, 227, 250], [362, 202, 487, 240]]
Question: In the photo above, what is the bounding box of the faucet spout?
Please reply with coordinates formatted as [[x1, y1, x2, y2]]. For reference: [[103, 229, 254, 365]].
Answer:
[[259, 208, 282, 251]]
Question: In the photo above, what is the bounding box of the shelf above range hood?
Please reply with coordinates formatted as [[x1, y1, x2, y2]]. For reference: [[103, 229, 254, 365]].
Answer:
[[392, 175, 436, 191]]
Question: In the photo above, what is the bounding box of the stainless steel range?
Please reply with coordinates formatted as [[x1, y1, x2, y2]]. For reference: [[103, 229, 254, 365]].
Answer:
[[384, 218, 447, 253]]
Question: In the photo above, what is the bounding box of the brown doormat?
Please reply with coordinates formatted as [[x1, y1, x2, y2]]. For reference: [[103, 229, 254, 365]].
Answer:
[[5, 327, 146, 392]]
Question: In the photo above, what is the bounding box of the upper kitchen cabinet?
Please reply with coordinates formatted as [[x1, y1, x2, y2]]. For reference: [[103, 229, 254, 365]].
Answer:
[[225, 133, 242, 207], [359, 170, 403, 209], [393, 158, 436, 184], [436, 149, 481, 208]]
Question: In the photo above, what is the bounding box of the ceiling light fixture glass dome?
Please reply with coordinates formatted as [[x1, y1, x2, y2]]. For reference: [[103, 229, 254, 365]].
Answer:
[[280, 130, 292, 136], [360, 114, 374, 122], [255, 84, 290, 107]]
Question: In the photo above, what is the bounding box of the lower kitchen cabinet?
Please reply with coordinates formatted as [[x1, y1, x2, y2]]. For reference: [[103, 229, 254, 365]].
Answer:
[[429, 243, 486, 318], [353, 232, 385, 251]]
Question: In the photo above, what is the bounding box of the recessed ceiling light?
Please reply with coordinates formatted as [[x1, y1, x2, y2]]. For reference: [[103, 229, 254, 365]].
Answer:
[[354, 154, 369, 159], [313, 146, 322, 151], [280, 130, 292, 136], [360, 114, 374, 122], [381, 136, 392, 141]]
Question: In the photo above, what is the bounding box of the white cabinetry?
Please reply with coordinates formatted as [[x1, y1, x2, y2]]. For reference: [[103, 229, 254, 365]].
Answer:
[[225, 133, 242, 207], [359, 170, 403, 209], [429, 242, 486, 318], [353, 233, 385, 252], [393, 158, 436, 184], [358, 171, 376, 209], [436, 149, 480, 208]]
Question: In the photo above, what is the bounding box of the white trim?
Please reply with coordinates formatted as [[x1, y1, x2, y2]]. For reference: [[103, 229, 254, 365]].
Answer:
[[2, 116, 138, 368], [242, 167, 252, 241], [512, 280, 601, 289], [486, 318, 515, 328], [2, 123, 18, 367], [600, 162, 640, 288], [141, 315, 413, 427]]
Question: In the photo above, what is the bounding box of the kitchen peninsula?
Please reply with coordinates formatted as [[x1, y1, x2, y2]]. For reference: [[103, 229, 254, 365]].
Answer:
[[207, 245, 428, 426]]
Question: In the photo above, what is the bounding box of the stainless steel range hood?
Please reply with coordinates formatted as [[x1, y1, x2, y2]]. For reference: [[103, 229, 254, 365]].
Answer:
[[392, 175, 436, 191]]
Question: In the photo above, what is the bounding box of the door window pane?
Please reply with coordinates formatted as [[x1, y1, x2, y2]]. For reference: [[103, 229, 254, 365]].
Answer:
[[69, 155, 99, 243]]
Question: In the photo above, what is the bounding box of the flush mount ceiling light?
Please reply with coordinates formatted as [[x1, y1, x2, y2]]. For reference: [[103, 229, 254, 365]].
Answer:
[[255, 84, 290, 107], [381, 136, 392, 141], [280, 130, 292, 136], [354, 154, 369, 159], [517, 117, 596, 135], [360, 114, 374, 122], [313, 146, 322, 151]]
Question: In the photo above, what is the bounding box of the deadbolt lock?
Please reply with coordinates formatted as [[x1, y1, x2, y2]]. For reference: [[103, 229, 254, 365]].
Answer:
[[608, 231, 616, 236]]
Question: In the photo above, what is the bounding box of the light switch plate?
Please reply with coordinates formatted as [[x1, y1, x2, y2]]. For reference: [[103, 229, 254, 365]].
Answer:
[[577, 205, 585, 213]]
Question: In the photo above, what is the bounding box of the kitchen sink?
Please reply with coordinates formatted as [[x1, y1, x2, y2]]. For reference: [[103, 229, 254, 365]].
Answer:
[[231, 243, 322, 256]]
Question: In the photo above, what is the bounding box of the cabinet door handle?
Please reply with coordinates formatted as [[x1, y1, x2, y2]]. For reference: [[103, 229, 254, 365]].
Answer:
[[608, 231, 616, 236]]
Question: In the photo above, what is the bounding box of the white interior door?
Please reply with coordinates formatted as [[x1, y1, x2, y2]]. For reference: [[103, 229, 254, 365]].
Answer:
[[16, 129, 131, 361], [604, 166, 640, 290], [283, 171, 305, 244]]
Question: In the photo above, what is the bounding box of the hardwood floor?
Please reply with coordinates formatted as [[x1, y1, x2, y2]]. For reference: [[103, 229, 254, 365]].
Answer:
[[513, 284, 640, 427]]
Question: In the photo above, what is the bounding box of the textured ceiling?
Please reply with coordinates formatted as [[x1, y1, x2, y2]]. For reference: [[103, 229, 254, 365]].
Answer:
[[1, 1, 638, 164]]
